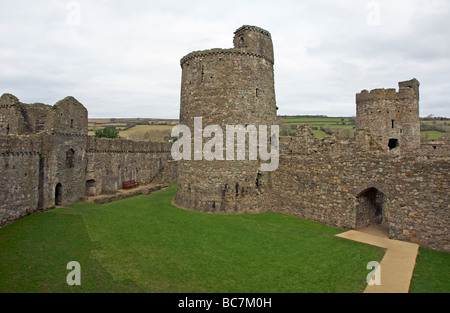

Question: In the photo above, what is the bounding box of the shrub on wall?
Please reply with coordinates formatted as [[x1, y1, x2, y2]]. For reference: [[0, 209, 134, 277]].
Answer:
[[94, 126, 120, 139]]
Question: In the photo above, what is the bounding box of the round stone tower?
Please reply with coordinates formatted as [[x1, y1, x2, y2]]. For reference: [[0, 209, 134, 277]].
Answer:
[[174, 25, 277, 213]]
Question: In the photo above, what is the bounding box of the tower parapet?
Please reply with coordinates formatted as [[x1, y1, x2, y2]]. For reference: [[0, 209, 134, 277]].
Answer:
[[356, 79, 420, 154], [233, 25, 274, 64]]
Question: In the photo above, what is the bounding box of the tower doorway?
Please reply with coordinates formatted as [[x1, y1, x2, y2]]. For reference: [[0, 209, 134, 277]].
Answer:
[[55, 183, 63, 206]]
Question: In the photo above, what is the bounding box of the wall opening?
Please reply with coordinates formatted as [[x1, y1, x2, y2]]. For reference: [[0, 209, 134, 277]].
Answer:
[[355, 187, 388, 229], [66, 148, 75, 168], [256, 171, 262, 190], [55, 183, 63, 206], [86, 179, 96, 197], [391, 119, 395, 128], [388, 138, 399, 150], [38, 155, 46, 209]]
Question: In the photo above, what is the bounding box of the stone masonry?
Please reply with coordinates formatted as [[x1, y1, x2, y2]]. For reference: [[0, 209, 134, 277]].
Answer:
[[0, 94, 174, 227], [174, 25, 449, 252], [175, 25, 277, 213]]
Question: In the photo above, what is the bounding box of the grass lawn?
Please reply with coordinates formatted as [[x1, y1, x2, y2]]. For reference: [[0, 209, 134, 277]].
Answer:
[[409, 247, 450, 293], [0, 185, 392, 293]]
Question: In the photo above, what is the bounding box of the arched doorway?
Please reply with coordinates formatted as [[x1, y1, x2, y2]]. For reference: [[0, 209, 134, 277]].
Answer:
[[85, 180, 96, 197], [55, 183, 63, 206], [355, 187, 388, 229]]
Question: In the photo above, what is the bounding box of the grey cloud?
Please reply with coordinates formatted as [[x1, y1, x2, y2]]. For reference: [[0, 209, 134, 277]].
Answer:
[[0, 0, 448, 118]]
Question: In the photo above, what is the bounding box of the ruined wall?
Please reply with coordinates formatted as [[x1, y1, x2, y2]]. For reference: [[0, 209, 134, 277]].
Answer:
[[388, 156, 448, 251], [173, 27, 449, 252], [0, 93, 54, 135], [418, 141, 450, 159], [39, 97, 88, 208], [0, 94, 28, 135], [0, 93, 178, 227], [0, 95, 89, 226], [175, 25, 277, 213], [86, 137, 172, 196], [268, 127, 449, 252]]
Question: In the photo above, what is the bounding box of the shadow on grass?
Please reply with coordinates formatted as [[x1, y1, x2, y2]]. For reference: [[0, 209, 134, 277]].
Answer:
[[0, 210, 141, 293]]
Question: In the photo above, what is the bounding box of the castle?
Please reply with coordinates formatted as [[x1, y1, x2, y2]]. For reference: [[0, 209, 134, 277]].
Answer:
[[0, 25, 448, 253], [174, 26, 449, 252]]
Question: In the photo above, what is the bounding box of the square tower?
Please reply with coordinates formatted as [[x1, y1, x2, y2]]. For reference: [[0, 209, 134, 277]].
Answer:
[[356, 78, 420, 154]]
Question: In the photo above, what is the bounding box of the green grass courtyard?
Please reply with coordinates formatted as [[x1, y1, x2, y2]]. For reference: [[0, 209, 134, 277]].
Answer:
[[0, 185, 448, 293]]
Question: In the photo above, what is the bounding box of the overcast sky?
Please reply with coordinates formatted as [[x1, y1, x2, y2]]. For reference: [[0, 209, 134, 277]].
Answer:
[[1, 0, 449, 118]]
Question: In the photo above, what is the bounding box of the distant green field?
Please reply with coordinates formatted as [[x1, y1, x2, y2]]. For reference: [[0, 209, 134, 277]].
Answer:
[[312, 129, 328, 139], [421, 131, 443, 139], [86, 117, 448, 141], [88, 118, 178, 142], [280, 117, 448, 140], [279, 117, 356, 139], [419, 120, 448, 140], [283, 117, 350, 123]]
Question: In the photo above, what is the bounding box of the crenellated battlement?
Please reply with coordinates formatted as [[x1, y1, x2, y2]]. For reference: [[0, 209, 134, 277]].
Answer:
[[356, 80, 419, 104], [234, 25, 272, 38], [356, 79, 421, 154], [180, 48, 274, 67], [87, 136, 171, 154]]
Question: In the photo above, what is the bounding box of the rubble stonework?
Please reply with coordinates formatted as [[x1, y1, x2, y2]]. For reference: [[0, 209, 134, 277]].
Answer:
[[356, 78, 421, 154], [173, 26, 449, 252], [0, 95, 174, 227], [175, 25, 277, 213]]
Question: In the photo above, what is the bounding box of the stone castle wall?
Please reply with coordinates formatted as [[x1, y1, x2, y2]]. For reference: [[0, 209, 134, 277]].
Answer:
[[1, 25, 449, 254], [0, 95, 175, 228], [173, 25, 449, 252], [86, 137, 172, 196], [0, 135, 41, 226], [268, 128, 449, 252]]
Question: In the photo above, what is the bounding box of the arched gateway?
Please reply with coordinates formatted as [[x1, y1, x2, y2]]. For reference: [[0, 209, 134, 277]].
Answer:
[[355, 187, 389, 229]]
